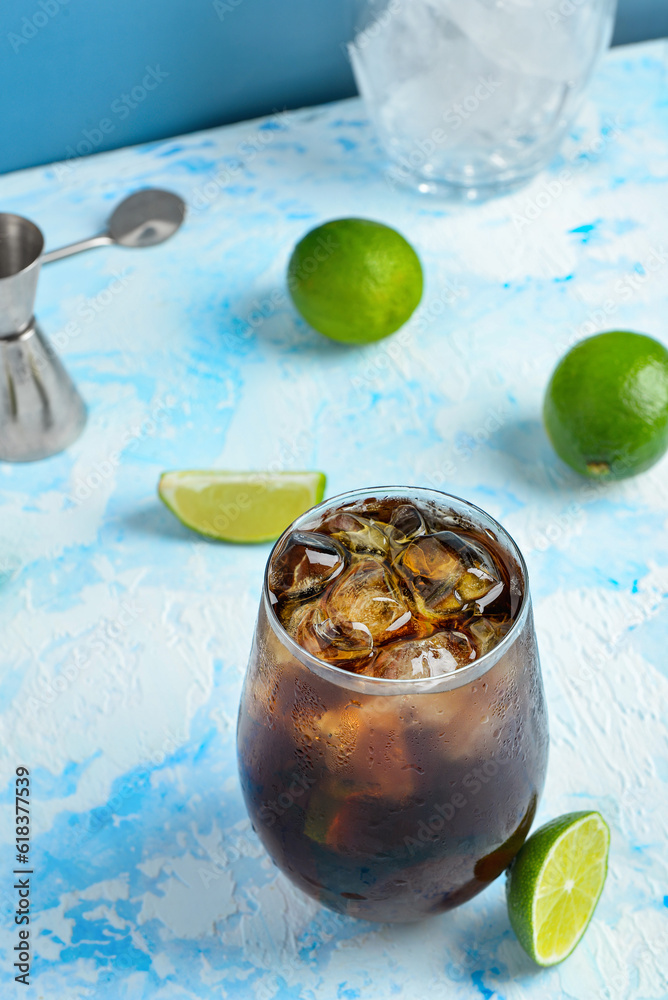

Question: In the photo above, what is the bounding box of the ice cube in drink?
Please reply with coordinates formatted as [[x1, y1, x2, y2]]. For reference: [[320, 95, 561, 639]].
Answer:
[[274, 498, 513, 677]]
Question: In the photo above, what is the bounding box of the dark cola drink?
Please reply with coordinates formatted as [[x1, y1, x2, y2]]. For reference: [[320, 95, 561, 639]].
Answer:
[[237, 488, 548, 922]]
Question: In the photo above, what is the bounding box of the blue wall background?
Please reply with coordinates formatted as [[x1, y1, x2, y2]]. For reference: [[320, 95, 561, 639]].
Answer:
[[0, 0, 666, 176]]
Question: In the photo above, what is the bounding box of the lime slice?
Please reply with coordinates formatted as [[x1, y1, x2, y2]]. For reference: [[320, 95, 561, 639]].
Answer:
[[506, 810, 610, 966], [158, 470, 326, 543]]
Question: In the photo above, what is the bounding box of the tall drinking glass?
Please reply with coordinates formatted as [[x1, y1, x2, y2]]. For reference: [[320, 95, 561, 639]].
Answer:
[[348, 0, 617, 197], [237, 488, 549, 922]]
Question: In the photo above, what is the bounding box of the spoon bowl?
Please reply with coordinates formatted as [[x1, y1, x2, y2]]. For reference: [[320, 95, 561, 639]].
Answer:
[[107, 189, 186, 248], [41, 188, 186, 264]]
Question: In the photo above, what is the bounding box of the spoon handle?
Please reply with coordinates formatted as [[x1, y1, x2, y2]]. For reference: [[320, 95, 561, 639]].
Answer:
[[41, 232, 114, 264]]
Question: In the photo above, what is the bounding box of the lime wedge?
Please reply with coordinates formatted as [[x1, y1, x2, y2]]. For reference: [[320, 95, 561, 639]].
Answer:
[[158, 470, 326, 543], [506, 811, 610, 966]]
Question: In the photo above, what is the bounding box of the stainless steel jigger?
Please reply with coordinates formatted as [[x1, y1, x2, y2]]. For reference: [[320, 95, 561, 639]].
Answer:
[[0, 214, 86, 462]]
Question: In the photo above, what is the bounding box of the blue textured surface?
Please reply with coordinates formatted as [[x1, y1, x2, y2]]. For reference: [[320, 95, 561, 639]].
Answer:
[[1, 38, 668, 1000], [1, 0, 668, 174]]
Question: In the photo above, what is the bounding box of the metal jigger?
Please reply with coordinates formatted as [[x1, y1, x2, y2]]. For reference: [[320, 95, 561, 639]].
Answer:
[[0, 214, 86, 462]]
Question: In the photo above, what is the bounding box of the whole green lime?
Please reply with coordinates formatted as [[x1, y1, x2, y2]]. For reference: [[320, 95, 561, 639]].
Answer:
[[544, 330, 668, 480], [287, 218, 423, 344]]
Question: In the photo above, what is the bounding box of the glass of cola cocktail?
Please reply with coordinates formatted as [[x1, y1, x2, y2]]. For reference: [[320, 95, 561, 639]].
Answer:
[[237, 488, 548, 922]]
